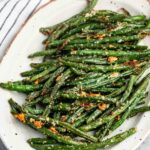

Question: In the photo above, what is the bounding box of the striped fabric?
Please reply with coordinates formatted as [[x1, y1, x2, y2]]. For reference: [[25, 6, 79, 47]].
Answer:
[[0, 0, 50, 60]]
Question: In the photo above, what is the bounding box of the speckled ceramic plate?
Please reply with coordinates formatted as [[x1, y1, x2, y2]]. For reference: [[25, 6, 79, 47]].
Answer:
[[0, 0, 150, 150]]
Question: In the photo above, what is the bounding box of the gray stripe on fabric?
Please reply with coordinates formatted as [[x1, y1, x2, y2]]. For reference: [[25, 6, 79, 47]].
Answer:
[[27, 0, 42, 20], [0, 0, 11, 13], [0, 0, 31, 46], [0, 0, 20, 30]]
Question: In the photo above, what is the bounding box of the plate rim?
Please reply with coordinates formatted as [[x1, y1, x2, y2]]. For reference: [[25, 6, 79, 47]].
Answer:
[[0, 0, 150, 150]]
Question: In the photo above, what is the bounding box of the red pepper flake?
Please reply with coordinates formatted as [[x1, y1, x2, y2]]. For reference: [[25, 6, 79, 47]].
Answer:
[[15, 113, 26, 123]]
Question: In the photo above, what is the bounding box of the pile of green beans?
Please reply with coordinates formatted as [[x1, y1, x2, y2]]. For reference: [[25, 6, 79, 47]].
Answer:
[[1, 0, 150, 149]]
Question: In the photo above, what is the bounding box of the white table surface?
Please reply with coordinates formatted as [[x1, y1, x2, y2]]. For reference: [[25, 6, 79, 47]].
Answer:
[[138, 136, 150, 150]]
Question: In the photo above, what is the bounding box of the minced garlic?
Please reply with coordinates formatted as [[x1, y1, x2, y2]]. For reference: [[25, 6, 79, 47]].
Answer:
[[98, 103, 108, 111], [49, 127, 58, 134], [34, 121, 44, 129], [15, 113, 26, 123], [110, 72, 120, 78], [108, 56, 118, 63]]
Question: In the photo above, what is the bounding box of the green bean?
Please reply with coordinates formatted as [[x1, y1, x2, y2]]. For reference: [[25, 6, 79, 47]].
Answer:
[[62, 23, 105, 39], [98, 120, 114, 141], [8, 98, 22, 114], [73, 115, 89, 128], [36, 74, 51, 84], [59, 92, 117, 104], [39, 9, 119, 35], [27, 138, 57, 145], [124, 15, 146, 22], [0, 82, 42, 93], [68, 74, 109, 86], [84, 70, 134, 90], [30, 60, 57, 68], [70, 67, 86, 75], [3, 3, 150, 150], [29, 124, 83, 145], [30, 66, 58, 81], [86, 109, 102, 124], [40, 0, 97, 36], [27, 114, 97, 142], [95, 107, 115, 137], [135, 63, 150, 85], [120, 75, 137, 102], [23, 96, 44, 107], [83, 0, 98, 13], [61, 60, 130, 73], [21, 67, 46, 77], [73, 110, 94, 127], [30, 128, 136, 150], [42, 67, 65, 94], [84, 24, 145, 37], [53, 112, 61, 120], [26, 91, 41, 101], [147, 20, 150, 27], [48, 35, 142, 47], [63, 56, 108, 65], [23, 106, 43, 115], [74, 49, 150, 58], [12, 109, 81, 146], [67, 107, 85, 123], [110, 92, 146, 132], [68, 72, 103, 85], [129, 106, 150, 118], [43, 69, 72, 117], [46, 0, 99, 41], [53, 103, 72, 112], [90, 13, 126, 23], [108, 85, 126, 98], [64, 43, 148, 51], [79, 74, 150, 131], [28, 49, 56, 58]]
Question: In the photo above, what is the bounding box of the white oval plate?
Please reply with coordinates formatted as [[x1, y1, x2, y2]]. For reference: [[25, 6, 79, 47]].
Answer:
[[0, 0, 150, 150]]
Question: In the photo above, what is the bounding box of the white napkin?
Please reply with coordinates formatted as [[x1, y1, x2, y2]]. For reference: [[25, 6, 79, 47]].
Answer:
[[0, 0, 50, 60]]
